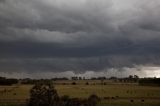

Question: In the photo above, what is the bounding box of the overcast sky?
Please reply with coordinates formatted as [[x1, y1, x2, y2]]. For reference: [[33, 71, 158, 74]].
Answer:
[[0, 0, 160, 78]]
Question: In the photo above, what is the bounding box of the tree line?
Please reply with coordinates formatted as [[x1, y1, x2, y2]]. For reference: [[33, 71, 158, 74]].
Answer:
[[0, 77, 18, 85], [139, 78, 160, 86], [0, 76, 160, 86]]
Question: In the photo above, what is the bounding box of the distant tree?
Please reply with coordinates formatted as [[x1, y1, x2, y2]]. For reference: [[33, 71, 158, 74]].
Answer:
[[83, 77, 85, 80], [91, 77, 97, 80], [0, 77, 18, 85], [134, 75, 139, 79], [71, 77, 78, 80], [109, 76, 117, 80], [71, 82, 76, 85], [85, 82, 89, 85], [28, 81, 61, 106], [97, 77, 106, 80], [129, 75, 133, 79], [78, 77, 81, 80]]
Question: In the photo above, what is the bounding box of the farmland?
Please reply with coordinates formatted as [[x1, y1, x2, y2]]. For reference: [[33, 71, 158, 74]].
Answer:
[[0, 80, 160, 106]]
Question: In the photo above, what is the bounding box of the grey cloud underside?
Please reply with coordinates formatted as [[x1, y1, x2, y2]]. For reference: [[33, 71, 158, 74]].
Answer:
[[1, 40, 160, 58], [0, 0, 160, 73]]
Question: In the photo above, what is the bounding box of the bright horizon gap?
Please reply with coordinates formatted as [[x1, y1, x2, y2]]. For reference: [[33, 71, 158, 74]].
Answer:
[[0, 66, 160, 79]]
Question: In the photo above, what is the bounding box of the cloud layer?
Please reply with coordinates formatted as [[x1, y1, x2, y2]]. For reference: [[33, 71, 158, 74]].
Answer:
[[0, 0, 160, 77]]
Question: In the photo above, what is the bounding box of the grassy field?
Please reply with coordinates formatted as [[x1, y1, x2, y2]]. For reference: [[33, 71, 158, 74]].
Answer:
[[0, 80, 160, 106]]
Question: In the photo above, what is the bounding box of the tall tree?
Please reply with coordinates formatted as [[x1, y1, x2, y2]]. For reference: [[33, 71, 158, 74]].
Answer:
[[28, 81, 61, 106]]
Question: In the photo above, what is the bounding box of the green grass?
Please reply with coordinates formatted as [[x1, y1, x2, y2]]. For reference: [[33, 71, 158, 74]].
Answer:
[[55, 84, 160, 98], [98, 100, 160, 106], [0, 80, 160, 106]]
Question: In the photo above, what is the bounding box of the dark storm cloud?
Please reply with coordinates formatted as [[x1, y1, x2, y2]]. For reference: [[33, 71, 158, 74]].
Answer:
[[0, 0, 5, 2], [0, 0, 160, 75]]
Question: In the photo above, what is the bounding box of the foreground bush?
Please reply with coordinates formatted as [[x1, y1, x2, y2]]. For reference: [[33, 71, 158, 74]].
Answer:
[[28, 81, 61, 106], [88, 94, 100, 106], [28, 81, 100, 106]]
